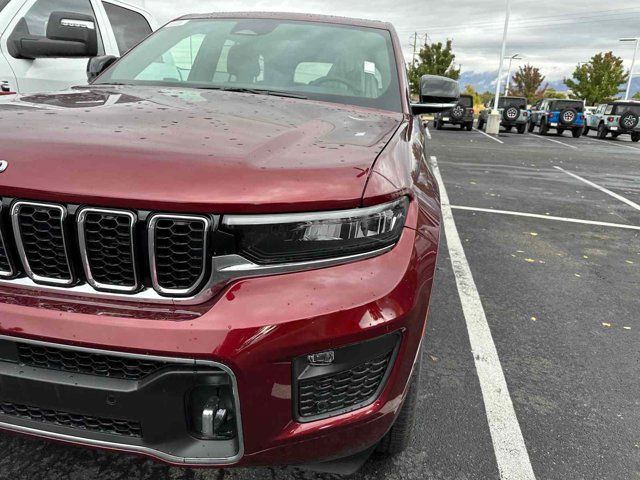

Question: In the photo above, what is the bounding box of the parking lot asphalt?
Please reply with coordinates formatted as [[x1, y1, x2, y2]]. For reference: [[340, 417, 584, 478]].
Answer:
[[1, 126, 639, 480]]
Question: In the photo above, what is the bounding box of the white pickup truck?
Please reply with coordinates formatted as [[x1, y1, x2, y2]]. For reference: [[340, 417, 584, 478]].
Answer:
[[0, 0, 157, 94]]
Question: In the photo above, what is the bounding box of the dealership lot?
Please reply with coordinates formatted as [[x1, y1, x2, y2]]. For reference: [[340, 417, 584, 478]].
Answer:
[[1, 127, 638, 480]]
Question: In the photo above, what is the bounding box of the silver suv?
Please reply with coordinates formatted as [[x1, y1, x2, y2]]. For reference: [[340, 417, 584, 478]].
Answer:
[[584, 101, 640, 142]]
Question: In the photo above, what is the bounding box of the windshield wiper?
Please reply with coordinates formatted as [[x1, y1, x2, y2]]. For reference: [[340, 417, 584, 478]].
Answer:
[[203, 86, 308, 100]]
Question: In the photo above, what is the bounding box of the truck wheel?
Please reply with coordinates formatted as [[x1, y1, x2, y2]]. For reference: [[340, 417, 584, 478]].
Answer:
[[583, 126, 590, 136], [572, 127, 582, 138], [597, 123, 608, 139], [517, 124, 526, 134], [504, 125, 513, 132], [436, 119, 443, 130], [466, 122, 473, 131], [557, 127, 565, 135], [376, 350, 422, 456], [478, 118, 485, 130], [460, 123, 465, 130], [528, 121, 535, 133], [539, 119, 549, 135], [632, 132, 640, 142]]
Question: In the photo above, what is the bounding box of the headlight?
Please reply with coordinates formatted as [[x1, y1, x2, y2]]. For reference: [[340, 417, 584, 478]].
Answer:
[[222, 197, 409, 265]]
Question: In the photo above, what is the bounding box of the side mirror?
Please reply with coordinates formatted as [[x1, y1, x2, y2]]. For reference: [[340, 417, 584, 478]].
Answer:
[[9, 12, 98, 59], [87, 55, 118, 82], [411, 75, 460, 115]]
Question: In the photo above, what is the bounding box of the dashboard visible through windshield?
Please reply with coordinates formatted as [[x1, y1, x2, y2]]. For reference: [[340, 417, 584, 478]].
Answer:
[[95, 17, 402, 111]]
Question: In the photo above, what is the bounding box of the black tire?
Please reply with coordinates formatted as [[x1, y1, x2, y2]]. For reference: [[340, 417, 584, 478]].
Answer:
[[612, 132, 620, 139], [504, 125, 513, 132], [466, 122, 473, 131], [502, 106, 520, 123], [528, 121, 535, 133], [559, 107, 578, 126], [376, 351, 422, 455], [597, 123, 608, 139], [583, 126, 590, 136], [450, 104, 465, 122], [539, 119, 549, 135], [478, 118, 485, 130], [557, 127, 565, 135], [632, 132, 640, 142], [460, 123, 465, 130], [572, 127, 582, 138], [435, 119, 443, 130], [619, 111, 640, 132], [517, 123, 526, 134]]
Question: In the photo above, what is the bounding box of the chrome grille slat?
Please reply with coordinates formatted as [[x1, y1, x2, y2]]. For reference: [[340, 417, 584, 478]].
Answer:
[[11, 201, 74, 286], [0, 206, 15, 278], [77, 208, 139, 293]]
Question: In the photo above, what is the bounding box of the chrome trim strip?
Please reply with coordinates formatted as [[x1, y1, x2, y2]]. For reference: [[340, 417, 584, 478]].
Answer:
[[0, 247, 395, 305], [0, 335, 244, 465], [222, 198, 405, 226], [148, 214, 211, 297], [10, 201, 74, 286], [0, 204, 16, 278], [76, 208, 139, 293]]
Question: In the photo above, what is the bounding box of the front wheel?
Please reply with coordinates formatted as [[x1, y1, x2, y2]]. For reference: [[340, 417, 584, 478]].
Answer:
[[597, 123, 608, 139], [517, 124, 526, 134], [528, 121, 535, 133], [478, 118, 485, 130], [632, 132, 640, 142], [376, 351, 422, 455], [572, 127, 582, 138], [504, 125, 513, 132], [435, 119, 443, 130], [557, 127, 565, 135], [466, 122, 473, 131], [583, 126, 590, 136]]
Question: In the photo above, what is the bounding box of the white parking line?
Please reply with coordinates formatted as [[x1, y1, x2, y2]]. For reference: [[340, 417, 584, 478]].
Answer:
[[554, 166, 640, 212], [430, 155, 537, 480], [582, 136, 640, 151], [473, 128, 505, 144], [451, 205, 640, 231], [528, 134, 578, 149]]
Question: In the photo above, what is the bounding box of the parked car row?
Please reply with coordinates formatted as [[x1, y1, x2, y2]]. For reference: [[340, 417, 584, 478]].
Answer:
[[431, 91, 640, 142]]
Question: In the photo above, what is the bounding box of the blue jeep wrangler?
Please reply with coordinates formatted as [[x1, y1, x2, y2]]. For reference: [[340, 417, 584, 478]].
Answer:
[[529, 99, 585, 137]]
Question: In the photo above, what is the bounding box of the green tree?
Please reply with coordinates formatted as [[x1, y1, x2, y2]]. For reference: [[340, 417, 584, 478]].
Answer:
[[408, 39, 460, 95], [564, 52, 628, 104], [544, 87, 567, 99], [510, 64, 547, 103], [634, 91, 640, 100]]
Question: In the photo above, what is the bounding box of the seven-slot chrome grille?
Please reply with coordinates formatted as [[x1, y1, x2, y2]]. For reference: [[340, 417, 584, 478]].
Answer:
[[0, 201, 212, 299]]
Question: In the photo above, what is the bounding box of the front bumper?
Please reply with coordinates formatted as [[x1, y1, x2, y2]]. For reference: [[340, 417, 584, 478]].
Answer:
[[0, 220, 438, 467]]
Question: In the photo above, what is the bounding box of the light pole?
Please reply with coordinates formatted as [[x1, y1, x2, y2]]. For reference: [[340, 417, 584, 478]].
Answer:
[[504, 53, 522, 96], [620, 37, 639, 100], [485, 0, 510, 134]]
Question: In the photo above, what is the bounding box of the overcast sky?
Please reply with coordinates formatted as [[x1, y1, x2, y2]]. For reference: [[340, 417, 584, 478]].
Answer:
[[132, 0, 639, 83]]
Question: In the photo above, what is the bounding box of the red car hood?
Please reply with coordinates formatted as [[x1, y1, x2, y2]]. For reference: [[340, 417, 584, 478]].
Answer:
[[0, 87, 403, 213]]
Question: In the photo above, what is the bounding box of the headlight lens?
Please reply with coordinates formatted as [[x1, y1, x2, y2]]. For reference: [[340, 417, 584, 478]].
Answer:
[[222, 197, 409, 265]]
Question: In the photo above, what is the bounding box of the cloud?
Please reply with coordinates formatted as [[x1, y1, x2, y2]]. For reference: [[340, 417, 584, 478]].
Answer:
[[132, 0, 639, 85]]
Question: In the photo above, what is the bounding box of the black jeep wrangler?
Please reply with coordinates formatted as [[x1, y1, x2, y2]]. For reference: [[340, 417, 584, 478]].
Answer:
[[433, 94, 474, 131]]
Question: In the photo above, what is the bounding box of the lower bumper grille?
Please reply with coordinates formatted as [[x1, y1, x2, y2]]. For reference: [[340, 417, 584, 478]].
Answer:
[[0, 401, 142, 437], [15, 342, 176, 380], [293, 332, 399, 422], [299, 353, 392, 418]]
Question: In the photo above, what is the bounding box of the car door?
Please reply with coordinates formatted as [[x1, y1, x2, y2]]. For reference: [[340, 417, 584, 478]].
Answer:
[[100, 0, 154, 56], [0, 0, 110, 93]]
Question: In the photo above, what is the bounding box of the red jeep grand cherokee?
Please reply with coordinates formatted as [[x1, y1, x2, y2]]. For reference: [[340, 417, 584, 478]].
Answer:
[[0, 12, 455, 470]]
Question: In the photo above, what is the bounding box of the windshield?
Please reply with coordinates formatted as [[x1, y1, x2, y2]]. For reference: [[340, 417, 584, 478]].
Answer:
[[95, 18, 402, 112], [613, 104, 640, 115], [551, 100, 584, 112], [498, 97, 526, 109], [0, 0, 10, 13]]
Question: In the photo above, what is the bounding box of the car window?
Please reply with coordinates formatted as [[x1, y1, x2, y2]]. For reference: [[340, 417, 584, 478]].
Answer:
[[0, 0, 10, 13], [15, 0, 104, 54], [613, 104, 640, 115], [103, 2, 152, 55], [498, 97, 526, 109], [550, 100, 584, 112], [96, 18, 403, 112], [604, 104, 614, 115], [458, 96, 473, 107]]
